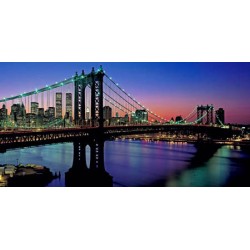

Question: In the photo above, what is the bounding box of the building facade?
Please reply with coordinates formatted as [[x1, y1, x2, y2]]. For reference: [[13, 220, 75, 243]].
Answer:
[[56, 92, 62, 118], [65, 93, 72, 119], [215, 108, 225, 125], [31, 102, 39, 115]]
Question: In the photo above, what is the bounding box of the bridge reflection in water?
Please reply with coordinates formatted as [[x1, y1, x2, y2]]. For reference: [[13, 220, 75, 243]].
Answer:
[[165, 143, 226, 187], [65, 139, 113, 187]]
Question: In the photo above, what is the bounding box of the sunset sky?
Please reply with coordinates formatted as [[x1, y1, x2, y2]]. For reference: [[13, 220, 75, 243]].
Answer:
[[0, 62, 249, 124]]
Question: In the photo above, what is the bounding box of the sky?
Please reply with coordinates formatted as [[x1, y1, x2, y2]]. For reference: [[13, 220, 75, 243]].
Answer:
[[0, 62, 249, 124]]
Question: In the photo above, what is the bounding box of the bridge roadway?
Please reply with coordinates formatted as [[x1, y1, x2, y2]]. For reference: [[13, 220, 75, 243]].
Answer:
[[0, 124, 240, 150]]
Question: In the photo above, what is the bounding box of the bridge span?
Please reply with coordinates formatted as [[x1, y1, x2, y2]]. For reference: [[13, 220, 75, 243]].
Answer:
[[0, 124, 241, 150]]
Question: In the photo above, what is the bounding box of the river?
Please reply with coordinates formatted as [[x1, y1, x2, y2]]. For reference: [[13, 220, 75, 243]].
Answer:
[[1, 140, 250, 187]]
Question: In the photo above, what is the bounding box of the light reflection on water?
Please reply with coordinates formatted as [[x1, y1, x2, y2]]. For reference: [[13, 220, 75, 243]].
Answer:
[[0, 140, 250, 187]]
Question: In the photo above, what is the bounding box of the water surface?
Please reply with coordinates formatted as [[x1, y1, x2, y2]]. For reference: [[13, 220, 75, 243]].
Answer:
[[1, 140, 250, 187]]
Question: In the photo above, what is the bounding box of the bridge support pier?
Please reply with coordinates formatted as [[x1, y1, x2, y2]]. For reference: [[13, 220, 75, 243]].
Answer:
[[65, 139, 112, 187]]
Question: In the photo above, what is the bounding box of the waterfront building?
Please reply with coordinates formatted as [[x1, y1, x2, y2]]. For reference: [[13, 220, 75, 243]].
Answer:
[[44, 107, 55, 124], [110, 114, 129, 126], [31, 102, 39, 115], [135, 109, 148, 123], [56, 92, 62, 118], [131, 112, 137, 124], [10, 103, 26, 126], [65, 93, 72, 120], [26, 113, 37, 127], [103, 106, 112, 120], [124, 113, 129, 123], [37, 108, 45, 127], [103, 106, 112, 126], [0, 104, 7, 122], [216, 108, 225, 125]]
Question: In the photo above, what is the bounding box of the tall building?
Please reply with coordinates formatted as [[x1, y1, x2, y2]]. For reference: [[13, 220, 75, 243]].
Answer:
[[31, 102, 39, 115], [26, 113, 36, 127], [131, 112, 137, 124], [124, 113, 129, 123], [49, 107, 55, 118], [37, 108, 44, 127], [103, 106, 112, 120], [65, 93, 72, 118], [103, 106, 112, 126], [10, 103, 26, 126], [0, 104, 7, 122], [44, 107, 55, 123], [56, 92, 62, 118], [215, 108, 225, 125], [135, 109, 148, 123]]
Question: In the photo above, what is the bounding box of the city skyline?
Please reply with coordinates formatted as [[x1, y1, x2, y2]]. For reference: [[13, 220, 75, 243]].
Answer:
[[0, 62, 249, 124]]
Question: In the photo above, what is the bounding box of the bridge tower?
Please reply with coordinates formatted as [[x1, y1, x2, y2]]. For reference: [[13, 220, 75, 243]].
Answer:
[[74, 71, 87, 126], [197, 105, 214, 125], [74, 66, 104, 128], [90, 66, 104, 128]]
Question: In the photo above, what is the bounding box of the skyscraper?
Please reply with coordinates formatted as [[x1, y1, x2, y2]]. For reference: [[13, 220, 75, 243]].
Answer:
[[103, 106, 112, 126], [10, 103, 26, 126], [216, 108, 225, 125], [56, 92, 62, 118], [0, 104, 7, 122], [48, 107, 55, 118], [31, 102, 39, 115], [135, 109, 148, 123], [44, 107, 55, 123], [65, 93, 72, 118], [37, 108, 45, 126], [103, 106, 112, 120]]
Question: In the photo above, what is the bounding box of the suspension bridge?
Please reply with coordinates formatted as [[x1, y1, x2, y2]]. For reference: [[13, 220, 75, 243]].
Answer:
[[0, 66, 241, 177], [0, 66, 226, 128], [0, 66, 239, 148]]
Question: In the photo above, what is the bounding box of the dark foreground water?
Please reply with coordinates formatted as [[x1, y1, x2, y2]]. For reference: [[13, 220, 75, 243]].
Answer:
[[1, 140, 250, 187]]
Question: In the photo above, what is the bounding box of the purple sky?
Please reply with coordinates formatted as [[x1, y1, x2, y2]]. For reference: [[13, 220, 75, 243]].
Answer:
[[0, 62, 249, 124]]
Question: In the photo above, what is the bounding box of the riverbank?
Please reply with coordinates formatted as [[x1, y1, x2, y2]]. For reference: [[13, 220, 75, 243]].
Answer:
[[0, 164, 57, 187], [115, 136, 250, 146]]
